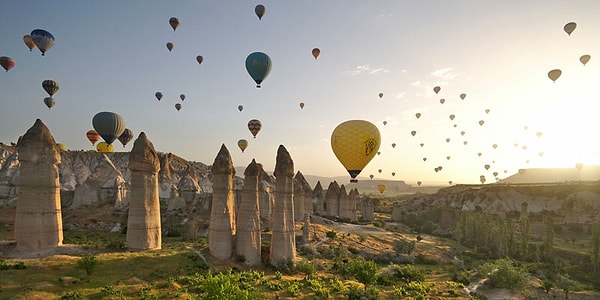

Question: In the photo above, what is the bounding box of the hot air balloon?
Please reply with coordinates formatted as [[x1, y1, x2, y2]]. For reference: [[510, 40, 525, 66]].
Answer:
[[169, 17, 180, 31], [43, 97, 55, 109], [564, 22, 576, 36], [477, 152, 482, 157], [433, 86, 441, 94], [377, 184, 386, 194], [383, 121, 387, 126], [92, 112, 126, 145], [411, 130, 416, 137], [391, 172, 396, 176], [548, 69, 561, 82], [86, 130, 100, 145], [440, 99, 445, 104], [155, 92, 163, 101], [391, 143, 396, 148], [492, 144, 498, 149], [446, 138, 450, 143], [23, 35, 35, 51], [331, 120, 380, 183], [484, 164, 490, 170], [378, 169, 382, 174], [423, 157, 427, 161], [575, 162, 583, 171], [0, 57, 15, 72], [369, 174, 374, 179], [175, 103, 182, 111], [96, 142, 114, 153], [166, 42, 174, 52], [459, 93, 466, 100], [485, 109, 490, 114], [523, 125, 528, 130], [299, 102, 305, 109], [30, 29, 55, 56], [56, 143, 68, 152], [238, 105, 244, 112], [417, 181, 422, 186], [480, 176, 486, 184], [312, 48, 320, 59], [238, 139, 248, 152], [463, 141, 468, 145], [446, 156, 451, 160], [415, 113, 421, 119], [248, 119, 262, 138], [448, 181, 453, 185], [196, 55, 203, 65], [538, 151, 544, 157], [493, 171, 499, 177], [255, 4, 266, 20], [449, 114, 455, 121], [118, 128, 133, 147], [245, 52, 272, 88], [378, 93, 384, 99], [420, 143, 424, 147], [460, 131, 465, 136], [42, 79, 59, 96], [180, 94, 186, 101], [536, 132, 543, 138], [580, 54, 591, 66], [478, 120, 485, 126]]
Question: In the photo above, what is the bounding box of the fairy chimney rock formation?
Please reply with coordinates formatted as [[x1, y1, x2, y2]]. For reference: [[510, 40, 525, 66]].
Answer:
[[127, 132, 162, 250], [302, 213, 310, 244], [270, 145, 296, 266], [236, 159, 262, 266], [339, 185, 357, 222], [293, 171, 306, 222], [15, 119, 63, 251], [313, 181, 325, 214], [209, 144, 236, 260], [325, 181, 341, 217]]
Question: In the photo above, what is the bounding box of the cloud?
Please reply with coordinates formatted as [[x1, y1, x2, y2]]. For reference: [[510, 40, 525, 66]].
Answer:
[[394, 92, 406, 99], [431, 67, 459, 80], [409, 81, 422, 87], [343, 64, 390, 76]]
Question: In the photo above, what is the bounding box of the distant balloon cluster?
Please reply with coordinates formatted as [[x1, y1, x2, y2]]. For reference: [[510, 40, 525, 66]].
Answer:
[[547, 22, 591, 82]]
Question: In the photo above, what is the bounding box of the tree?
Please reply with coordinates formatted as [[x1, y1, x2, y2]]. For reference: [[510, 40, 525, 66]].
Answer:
[[343, 259, 379, 289], [544, 217, 555, 261], [75, 255, 98, 276]]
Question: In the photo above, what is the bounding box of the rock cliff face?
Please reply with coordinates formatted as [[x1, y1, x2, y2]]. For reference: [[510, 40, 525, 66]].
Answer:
[[399, 183, 600, 223]]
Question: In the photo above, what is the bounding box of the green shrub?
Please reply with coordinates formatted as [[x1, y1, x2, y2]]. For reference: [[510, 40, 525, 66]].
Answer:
[[75, 255, 98, 276], [346, 284, 380, 300], [59, 291, 84, 300], [326, 230, 338, 239], [478, 258, 527, 289]]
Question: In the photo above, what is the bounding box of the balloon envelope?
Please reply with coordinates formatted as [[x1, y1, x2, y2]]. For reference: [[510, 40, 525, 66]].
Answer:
[[245, 52, 272, 88], [312, 48, 320, 59], [92, 112, 126, 144], [255, 4, 265, 19], [548, 69, 562, 82], [331, 120, 381, 182], [96, 142, 114, 153], [180, 94, 185, 101], [0, 56, 15, 72], [564, 22, 576, 35], [377, 184, 386, 193], [118, 128, 133, 147], [238, 105, 244, 112], [175, 103, 182, 111], [166, 42, 173, 52], [43, 97, 55, 109], [196, 55, 203, 65], [23, 35, 35, 51], [169, 17, 180, 31], [155, 92, 163, 101], [299, 102, 304, 109], [30, 29, 55, 55], [248, 119, 262, 138], [459, 93, 466, 100], [433, 86, 441, 94], [580, 54, 591, 66], [238, 139, 248, 152], [86, 130, 100, 145], [42, 79, 59, 96], [56, 143, 68, 151]]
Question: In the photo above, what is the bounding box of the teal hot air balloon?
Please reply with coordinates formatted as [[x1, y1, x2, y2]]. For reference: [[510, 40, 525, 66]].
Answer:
[[245, 52, 272, 88], [92, 112, 126, 145]]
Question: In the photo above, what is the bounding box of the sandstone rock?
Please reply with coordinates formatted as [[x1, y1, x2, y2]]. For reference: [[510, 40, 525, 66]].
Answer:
[[270, 145, 296, 266], [312, 181, 325, 214], [325, 181, 340, 217], [236, 159, 261, 266], [127, 132, 162, 251], [15, 119, 63, 252], [209, 144, 236, 260]]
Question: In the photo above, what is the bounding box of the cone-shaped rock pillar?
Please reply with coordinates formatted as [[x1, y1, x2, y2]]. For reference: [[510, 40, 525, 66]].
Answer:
[[270, 145, 296, 266], [209, 144, 236, 260], [236, 159, 261, 266], [127, 132, 162, 250], [313, 181, 325, 215], [360, 195, 375, 222], [15, 119, 63, 251], [325, 181, 340, 217], [340, 186, 358, 222], [293, 171, 306, 222]]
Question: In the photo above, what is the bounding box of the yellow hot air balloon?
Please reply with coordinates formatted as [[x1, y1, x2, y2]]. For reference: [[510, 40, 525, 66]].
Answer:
[[580, 54, 591, 66], [331, 120, 380, 183], [238, 139, 248, 152], [56, 143, 68, 151], [96, 142, 114, 153], [564, 22, 576, 36], [548, 69, 562, 82], [23, 35, 36, 51], [377, 184, 386, 194]]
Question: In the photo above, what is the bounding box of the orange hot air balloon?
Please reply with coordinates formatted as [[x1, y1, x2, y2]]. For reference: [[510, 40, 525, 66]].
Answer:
[[433, 86, 441, 94], [248, 119, 262, 138], [86, 130, 100, 145], [312, 48, 320, 59]]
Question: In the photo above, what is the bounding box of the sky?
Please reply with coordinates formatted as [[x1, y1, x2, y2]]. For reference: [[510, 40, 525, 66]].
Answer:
[[1, 1, 599, 185]]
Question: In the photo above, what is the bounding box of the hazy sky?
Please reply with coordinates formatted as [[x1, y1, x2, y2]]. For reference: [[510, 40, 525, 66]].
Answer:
[[1, 1, 599, 185]]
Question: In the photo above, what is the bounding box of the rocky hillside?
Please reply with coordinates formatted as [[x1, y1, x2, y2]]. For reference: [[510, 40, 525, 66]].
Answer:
[[398, 182, 600, 223]]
